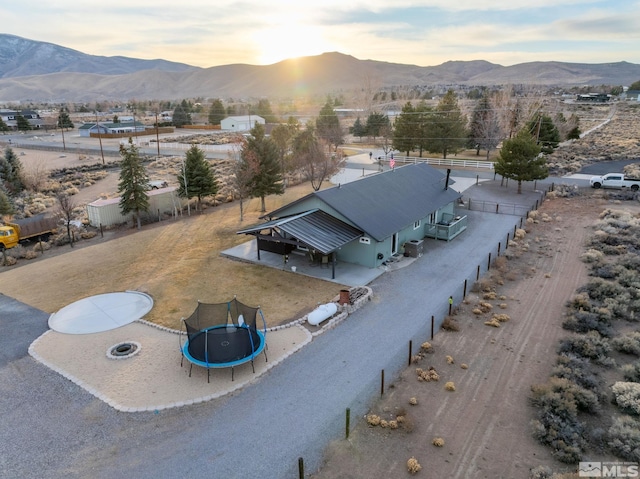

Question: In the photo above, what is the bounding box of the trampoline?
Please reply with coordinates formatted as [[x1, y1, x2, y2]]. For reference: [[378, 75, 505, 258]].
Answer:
[[180, 298, 268, 382]]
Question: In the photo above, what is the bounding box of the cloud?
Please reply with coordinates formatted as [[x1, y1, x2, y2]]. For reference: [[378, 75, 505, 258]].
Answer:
[[1, 0, 639, 67]]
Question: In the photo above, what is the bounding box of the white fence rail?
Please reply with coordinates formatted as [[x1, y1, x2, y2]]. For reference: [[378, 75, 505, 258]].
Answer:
[[392, 156, 494, 170]]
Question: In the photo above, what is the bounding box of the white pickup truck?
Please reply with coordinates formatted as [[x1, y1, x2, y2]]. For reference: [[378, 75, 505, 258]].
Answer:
[[590, 173, 640, 190]]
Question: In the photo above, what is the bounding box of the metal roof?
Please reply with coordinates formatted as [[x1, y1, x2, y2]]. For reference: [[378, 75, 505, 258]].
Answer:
[[237, 209, 362, 255], [268, 163, 462, 242]]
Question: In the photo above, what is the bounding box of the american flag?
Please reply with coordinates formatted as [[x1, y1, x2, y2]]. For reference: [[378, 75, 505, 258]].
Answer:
[[389, 157, 395, 169]]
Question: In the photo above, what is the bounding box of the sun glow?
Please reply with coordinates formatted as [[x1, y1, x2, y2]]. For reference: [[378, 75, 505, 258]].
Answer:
[[254, 24, 334, 65]]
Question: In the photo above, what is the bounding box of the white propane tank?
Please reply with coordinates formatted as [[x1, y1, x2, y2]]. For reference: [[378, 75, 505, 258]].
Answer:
[[307, 302, 338, 326]]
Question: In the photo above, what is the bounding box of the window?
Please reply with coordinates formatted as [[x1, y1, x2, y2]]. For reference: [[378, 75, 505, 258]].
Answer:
[[413, 220, 421, 230]]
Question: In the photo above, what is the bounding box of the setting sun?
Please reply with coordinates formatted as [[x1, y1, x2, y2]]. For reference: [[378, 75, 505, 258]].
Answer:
[[254, 24, 334, 65]]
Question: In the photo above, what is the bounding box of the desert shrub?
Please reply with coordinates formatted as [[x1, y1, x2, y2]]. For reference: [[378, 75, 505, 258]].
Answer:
[[567, 292, 592, 311], [420, 341, 433, 353], [618, 253, 640, 271], [409, 397, 418, 405], [578, 278, 626, 303], [611, 332, 640, 356], [441, 316, 460, 332], [552, 354, 601, 393], [32, 241, 51, 252], [479, 301, 493, 312], [529, 465, 554, 479], [416, 367, 439, 382], [530, 415, 585, 463], [558, 331, 612, 365], [432, 437, 445, 447], [562, 311, 614, 337], [607, 415, 640, 461], [590, 264, 622, 280], [366, 414, 381, 426], [6, 245, 27, 259], [618, 268, 640, 289], [531, 376, 600, 414], [621, 361, 640, 382], [580, 249, 604, 263], [407, 457, 421, 474], [484, 318, 501, 328], [612, 382, 640, 415], [444, 381, 455, 391]]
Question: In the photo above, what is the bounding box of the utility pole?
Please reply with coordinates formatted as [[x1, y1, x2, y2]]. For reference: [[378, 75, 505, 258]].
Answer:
[[95, 111, 105, 165], [155, 111, 160, 157]]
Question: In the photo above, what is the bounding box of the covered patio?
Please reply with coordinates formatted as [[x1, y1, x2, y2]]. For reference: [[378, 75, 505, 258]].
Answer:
[[236, 209, 364, 281]]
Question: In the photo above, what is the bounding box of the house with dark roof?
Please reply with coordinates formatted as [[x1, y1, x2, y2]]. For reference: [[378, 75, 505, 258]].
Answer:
[[79, 121, 146, 137], [237, 163, 467, 277], [0, 109, 43, 129]]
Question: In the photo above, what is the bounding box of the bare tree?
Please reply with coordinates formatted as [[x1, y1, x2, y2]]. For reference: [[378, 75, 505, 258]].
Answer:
[[21, 159, 48, 192], [293, 124, 343, 191], [228, 141, 256, 222], [56, 191, 77, 247]]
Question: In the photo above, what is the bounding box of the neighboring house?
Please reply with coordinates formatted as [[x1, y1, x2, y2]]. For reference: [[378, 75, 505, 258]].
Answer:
[[220, 115, 265, 132], [0, 109, 44, 129], [622, 90, 640, 101], [78, 121, 146, 137], [237, 163, 467, 278], [86, 187, 182, 227]]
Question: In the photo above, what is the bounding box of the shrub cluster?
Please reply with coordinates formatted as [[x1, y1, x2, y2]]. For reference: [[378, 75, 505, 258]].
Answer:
[[612, 382, 640, 415], [611, 332, 640, 356], [558, 331, 613, 367], [607, 415, 640, 461]]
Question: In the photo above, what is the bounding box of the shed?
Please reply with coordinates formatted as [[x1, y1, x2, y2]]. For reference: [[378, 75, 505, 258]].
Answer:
[[86, 187, 182, 227], [220, 115, 265, 132]]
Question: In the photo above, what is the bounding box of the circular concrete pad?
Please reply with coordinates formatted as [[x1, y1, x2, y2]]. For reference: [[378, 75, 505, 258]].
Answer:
[[48, 291, 153, 334]]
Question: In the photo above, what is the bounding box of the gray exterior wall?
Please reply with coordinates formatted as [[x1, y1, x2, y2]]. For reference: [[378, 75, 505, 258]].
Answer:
[[276, 199, 456, 268]]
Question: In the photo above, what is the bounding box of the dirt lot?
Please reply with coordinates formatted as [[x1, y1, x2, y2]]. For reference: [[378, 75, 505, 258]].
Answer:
[[311, 192, 639, 479]]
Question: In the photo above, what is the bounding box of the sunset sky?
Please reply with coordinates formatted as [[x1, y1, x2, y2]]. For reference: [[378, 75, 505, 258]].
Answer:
[[3, 0, 639, 68]]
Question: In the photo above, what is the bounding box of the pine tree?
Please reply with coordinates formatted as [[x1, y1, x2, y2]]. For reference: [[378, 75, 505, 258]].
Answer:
[[316, 101, 343, 150], [0, 187, 14, 215], [1, 147, 24, 194], [253, 99, 278, 123], [494, 129, 547, 194], [16, 114, 31, 131], [0, 117, 8, 134], [392, 102, 417, 155], [425, 90, 468, 159], [350, 117, 366, 142], [117, 138, 150, 230], [57, 108, 74, 130], [208, 99, 226, 125], [239, 123, 284, 212], [365, 112, 390, 140], [177, 145, 218, 210], [172, 104, 192, 127], [527, 114, 560, 153]]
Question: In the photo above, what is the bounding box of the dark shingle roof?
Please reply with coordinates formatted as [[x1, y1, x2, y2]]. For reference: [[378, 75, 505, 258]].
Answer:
[[237, 209, 362, 255], [268, 163, 461, 242]]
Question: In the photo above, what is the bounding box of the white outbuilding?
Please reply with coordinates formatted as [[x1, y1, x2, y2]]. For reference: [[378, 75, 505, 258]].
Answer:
[[86, 187, 183, 227], [220, 115, 265, 132]]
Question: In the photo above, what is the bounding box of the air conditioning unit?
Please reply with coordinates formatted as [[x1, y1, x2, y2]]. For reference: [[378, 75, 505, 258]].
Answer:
[[404, 239, 424, 258]]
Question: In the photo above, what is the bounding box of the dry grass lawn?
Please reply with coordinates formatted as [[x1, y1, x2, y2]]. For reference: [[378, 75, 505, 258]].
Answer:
[[0, 181, 346, 329]]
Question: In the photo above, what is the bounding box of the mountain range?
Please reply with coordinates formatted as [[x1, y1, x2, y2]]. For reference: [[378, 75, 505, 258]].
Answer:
[[1, 33, 639, 103]]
